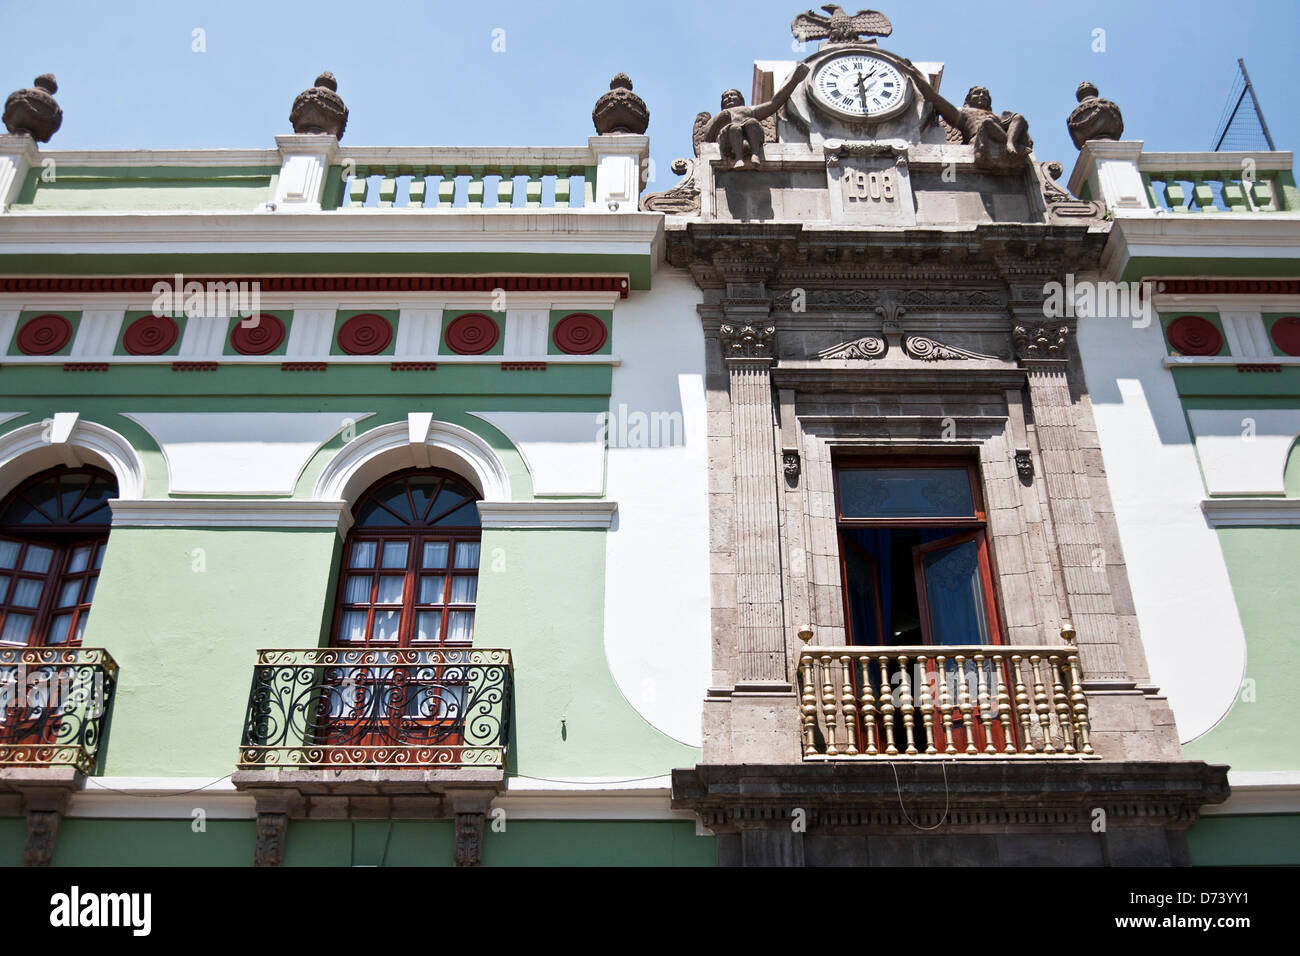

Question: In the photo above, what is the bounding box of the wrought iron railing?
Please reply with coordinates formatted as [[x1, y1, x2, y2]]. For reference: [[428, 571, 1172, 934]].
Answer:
[[0, 646, 118, 774], [798, 638, 1094, 759], [238, 647, 511, 770]]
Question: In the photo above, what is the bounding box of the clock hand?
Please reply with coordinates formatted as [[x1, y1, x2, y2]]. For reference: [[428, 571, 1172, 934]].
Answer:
[[856, 72, 869, 107]]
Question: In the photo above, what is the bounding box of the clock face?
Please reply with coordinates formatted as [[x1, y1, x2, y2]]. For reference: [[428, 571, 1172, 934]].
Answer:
[[811, 54, 909, 120]]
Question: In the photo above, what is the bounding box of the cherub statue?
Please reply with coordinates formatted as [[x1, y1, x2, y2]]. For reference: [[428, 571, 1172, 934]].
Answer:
[[900, 60, 1032, 171], [702, 63, 810, 169]]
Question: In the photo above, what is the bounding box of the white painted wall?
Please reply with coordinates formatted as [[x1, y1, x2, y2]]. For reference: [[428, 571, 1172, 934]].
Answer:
[[1077, 312, 1246, 743], [468, 411, 605, 497], [1186, 408, 1300, 496], [602, 272, 709, 748]]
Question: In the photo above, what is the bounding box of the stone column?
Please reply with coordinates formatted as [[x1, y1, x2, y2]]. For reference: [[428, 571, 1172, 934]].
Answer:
[[1012, 318, 1127, 683], [720, 322, 786, 683]]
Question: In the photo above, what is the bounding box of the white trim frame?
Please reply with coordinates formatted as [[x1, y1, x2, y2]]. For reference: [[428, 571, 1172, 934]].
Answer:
[[1201, 497, 1300, 526], [476, 500, 617, 529], [109, 498, 351, 534], [0, 417, 146, 500]]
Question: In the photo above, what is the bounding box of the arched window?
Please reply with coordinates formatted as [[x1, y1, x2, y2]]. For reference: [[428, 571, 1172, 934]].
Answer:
[[331, 469, 482, 648], [0, 466, 115, 647]]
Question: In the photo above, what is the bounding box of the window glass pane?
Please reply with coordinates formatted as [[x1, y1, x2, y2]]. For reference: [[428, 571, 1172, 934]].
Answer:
[[350, 540, 376, 568], [453, 542, 481, 569], [21, 545, 54, 573], [449, 576, 478, 605], [375, 575, 404, 604], [72, 614, 88, 645], [0, 541, 19, 569], [70, 481, 113, 524], [343, 575, 372, 604], [19, 482, 58, 522], [0, 613, 33, 644], [11, 578, 44, 608], [94, 542, 106, 569], [57, 580, 80, 608], [838, 468, 975, 519], [414, 611, 442, 643], [422, 541, 450, 568], [921, 539, 989, 644], [407, 478, 441, 522], [0, 575, 8, 600], [446, 610, 474, 643], [83, 577, 97, 604], [371, 610, 401, 642], [339, 610, 367, 643], [418, 575, 445, 604], [47, 613, 72, 644], [58, 476, 89, 521], [380, 541, 408, 569], [429, 483, 471, 520], [375, 482, 414, 522], [67, 546, 92, 574], [435, 502, 480, 527]]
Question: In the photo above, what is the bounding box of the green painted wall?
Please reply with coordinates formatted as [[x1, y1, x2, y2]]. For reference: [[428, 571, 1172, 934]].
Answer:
[[1183, 526, 1300, 772], [87, 527, 340, 776], [478, 528, 701, 779], [1187, 814, 1300, 866], [0, 817, 716, 866]]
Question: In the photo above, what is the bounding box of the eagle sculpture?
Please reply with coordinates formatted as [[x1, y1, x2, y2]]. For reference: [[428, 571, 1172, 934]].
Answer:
[[791, 5, 892, 43]]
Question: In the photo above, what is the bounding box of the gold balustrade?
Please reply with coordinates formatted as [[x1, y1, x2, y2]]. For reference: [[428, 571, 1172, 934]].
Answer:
[[797, 632, 1094, 759]]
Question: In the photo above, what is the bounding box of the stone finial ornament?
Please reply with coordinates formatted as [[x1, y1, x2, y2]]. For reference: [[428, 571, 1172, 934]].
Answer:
[[1067, 81, 1124, 149], [3, 74, 63, 142], [289, 72, 348, 140], [592, 73, 649, 135]]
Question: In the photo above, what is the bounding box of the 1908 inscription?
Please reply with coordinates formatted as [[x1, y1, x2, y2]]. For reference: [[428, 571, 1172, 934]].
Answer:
[[842, 168, 896, 203]]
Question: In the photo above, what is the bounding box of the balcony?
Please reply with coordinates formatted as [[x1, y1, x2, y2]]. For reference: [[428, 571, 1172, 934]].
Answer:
[[797, 638, 1095, 759], [238, 647, 512, 771], [0, 647, 118, 774]]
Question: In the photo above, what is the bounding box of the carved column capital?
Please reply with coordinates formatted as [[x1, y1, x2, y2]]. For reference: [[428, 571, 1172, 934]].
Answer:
[[720, 322, 777, 364], [1013, 321, 1071, 364]]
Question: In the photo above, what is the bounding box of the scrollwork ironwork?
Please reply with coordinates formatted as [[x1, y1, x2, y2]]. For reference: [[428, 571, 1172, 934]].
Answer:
[[0, 648, 117, 774]]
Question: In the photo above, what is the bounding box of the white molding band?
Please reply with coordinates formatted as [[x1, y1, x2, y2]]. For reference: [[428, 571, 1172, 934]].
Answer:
[[109, 498, 351, 533], [1201, 497, 1300, 526], [476, 500, 617, 529], [1201, 771, 1300, 816], [0, 418, 146, 499]]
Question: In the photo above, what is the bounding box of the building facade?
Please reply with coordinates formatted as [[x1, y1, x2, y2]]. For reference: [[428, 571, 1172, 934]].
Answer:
[[2, 7, 1280, 867]]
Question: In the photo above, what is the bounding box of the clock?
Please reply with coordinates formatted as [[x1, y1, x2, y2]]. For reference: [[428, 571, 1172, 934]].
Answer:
[[810, 53, 910, 121]]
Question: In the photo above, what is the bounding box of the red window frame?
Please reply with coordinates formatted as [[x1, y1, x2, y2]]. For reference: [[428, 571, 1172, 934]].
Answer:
[[833, 456, 1012, 753]]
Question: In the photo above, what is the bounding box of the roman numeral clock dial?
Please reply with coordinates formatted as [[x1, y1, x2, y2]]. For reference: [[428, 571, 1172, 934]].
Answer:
[[810, 54, 910, 121]]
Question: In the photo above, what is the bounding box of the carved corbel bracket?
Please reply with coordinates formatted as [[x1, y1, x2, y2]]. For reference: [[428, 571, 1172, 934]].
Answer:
[[1013, 321, 1071, 364]]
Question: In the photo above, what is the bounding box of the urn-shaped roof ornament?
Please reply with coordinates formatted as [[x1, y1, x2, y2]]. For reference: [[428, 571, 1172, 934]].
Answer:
[[592, 73, 649, 135], [290, 71, 348, 140], [1067, 81, 1124, 149], [3, 74, 63, 142]]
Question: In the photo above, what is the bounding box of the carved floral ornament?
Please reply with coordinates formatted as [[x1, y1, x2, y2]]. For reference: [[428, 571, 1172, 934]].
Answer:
[[1013, 322, 1071, 362], [719, 322, 776, 361]]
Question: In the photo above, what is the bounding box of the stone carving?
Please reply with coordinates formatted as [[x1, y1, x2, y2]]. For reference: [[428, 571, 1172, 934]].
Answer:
[[254, 812, 288, 867], [902, 60, 1032, 171], [1039, 160, 1106, 224], [903, 335, 997, 361], [818, 334, 886, 360], [1067, 82, 1123, 149], [720, 323, 777, 361], [3, 74, 62, 142], [592, 73, 649, 135], [23, 810, 60, 866], [454, 812, 485, 867], [1013, 322, 1070, 362], [703, 64, 809, 169], [874, 290, 906, 327], [1015, 448, 1034, 483], [791, 5, 893, 44], [782, 449, 801, 482], [776, 288, 1006, 310], [824, 139, 906, 168], [642, 111, 711, 214], [290, 72, 348, 139]]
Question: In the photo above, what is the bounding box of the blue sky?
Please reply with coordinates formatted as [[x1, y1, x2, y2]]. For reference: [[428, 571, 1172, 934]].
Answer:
[[2, 0, 1296, 190]]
